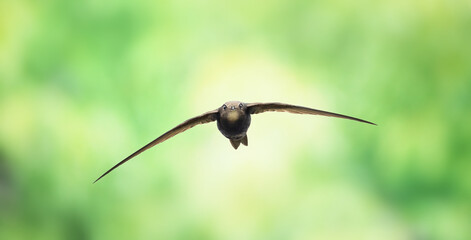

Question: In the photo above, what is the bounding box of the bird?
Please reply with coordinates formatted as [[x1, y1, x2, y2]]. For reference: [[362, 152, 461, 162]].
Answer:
[[94, 101, 375, 183]]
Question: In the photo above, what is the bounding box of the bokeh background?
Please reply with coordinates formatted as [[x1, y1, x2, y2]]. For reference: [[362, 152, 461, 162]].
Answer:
[[1, 0, 470, 239]]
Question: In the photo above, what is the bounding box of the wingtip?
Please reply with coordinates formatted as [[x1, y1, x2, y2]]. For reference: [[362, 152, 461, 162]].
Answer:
[[368, 121, 378, 126], [93, 174, 106, 184], [358, 119, 377, 126]]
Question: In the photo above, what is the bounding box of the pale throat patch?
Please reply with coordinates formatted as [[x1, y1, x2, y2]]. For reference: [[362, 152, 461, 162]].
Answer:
[[226, 111, 241, 122]]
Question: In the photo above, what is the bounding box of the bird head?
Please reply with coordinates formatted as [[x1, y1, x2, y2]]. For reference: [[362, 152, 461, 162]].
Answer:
[[219, 101, 247, 123]]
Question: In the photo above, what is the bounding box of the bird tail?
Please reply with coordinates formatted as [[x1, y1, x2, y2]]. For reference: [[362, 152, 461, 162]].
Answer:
[[241, 135, 248, 146], [230, 139, 241, 149], [230, 135, 248, 150]]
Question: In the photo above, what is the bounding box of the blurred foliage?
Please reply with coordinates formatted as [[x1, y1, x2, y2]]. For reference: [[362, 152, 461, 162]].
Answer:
[[1, 0, 471, 239]]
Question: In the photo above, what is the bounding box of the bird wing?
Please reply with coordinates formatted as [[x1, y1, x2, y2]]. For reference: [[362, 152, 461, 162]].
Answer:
[[94, 109, 219, 183], [247, 102, 376, 125]]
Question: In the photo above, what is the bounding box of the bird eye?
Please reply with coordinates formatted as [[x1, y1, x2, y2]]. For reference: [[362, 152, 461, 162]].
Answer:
[[239, 103, 243, 108], [223, 104, 227, 110]]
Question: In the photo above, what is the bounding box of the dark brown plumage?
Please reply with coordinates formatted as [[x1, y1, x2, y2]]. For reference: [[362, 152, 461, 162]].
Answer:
[[94, 101, 375, 183]]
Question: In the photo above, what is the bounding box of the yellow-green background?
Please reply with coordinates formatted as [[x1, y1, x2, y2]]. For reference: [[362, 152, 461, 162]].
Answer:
[[1, 0, 470, 239]]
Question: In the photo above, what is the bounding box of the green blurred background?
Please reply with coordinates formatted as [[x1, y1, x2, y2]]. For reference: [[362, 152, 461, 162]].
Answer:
[[1, 0, 470, 239]]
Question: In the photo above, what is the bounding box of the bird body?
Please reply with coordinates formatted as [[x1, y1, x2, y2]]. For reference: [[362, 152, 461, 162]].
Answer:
[[94, 101, 375, 183], [217, 101, 251, 147]]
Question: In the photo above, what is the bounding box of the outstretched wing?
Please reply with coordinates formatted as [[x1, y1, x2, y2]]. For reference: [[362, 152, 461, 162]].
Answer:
[[247, 102, 376, 125], [94, 109, 219, 183]]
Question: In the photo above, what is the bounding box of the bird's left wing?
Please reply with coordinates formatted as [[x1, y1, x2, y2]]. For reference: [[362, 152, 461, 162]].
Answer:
[[247, 102, 376, 125], [94, 109, 218, 183]]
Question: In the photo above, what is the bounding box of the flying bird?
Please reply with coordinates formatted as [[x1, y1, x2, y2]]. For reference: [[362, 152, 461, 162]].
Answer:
[[94, 101, 375, 182]]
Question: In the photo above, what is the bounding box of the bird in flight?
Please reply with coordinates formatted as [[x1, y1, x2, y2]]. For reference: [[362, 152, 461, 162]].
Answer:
[[94, 101, 375, 183]]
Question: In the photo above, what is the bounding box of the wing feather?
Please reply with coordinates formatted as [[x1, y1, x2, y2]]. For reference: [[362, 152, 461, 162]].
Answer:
[[247, 102, 376, 125], [94, 109, 218, 183]]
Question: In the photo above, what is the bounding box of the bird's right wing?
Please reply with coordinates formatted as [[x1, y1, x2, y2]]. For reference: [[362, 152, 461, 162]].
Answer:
[[247, 102, 376, 125], [94, 109, 219, 183]]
